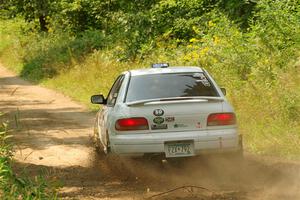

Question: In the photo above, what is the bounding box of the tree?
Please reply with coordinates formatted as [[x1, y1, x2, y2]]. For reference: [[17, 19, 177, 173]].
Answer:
[[4, 0, 53, 31]]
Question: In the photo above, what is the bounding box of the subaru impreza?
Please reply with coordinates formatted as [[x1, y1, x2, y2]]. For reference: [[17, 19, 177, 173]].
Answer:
[[91, 64, 243, 158]]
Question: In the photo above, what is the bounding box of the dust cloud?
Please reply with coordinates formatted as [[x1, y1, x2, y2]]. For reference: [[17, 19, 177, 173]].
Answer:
[[90, 153, 300, 200]]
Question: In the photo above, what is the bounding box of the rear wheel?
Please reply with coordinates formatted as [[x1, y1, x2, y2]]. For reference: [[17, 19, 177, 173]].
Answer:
[[93, 129, 103, 155], [93, 128, 112, 156], [103, 131, 111, 154], [227, 135, 244, 163]]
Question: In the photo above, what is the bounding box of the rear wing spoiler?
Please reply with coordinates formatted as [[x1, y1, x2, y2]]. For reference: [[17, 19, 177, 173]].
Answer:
[[126, 97, 224, 106]]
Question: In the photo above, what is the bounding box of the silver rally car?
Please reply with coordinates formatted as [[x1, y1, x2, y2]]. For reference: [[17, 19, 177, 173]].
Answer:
[[91, 64, 243, 158]]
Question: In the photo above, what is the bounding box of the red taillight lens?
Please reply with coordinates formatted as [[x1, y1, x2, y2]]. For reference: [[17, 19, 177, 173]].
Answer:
[[207, 113, 236, 126], [115, 117, 149, 131]]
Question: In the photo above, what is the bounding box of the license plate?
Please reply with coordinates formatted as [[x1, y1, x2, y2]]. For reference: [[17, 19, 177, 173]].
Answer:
[[165, 141, 194, 157]]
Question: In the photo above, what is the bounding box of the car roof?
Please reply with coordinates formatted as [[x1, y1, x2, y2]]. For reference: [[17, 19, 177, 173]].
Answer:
[[128, 66, 204, 76]]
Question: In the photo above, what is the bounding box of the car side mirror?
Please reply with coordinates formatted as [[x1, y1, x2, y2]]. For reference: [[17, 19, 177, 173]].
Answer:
[[91, 94, 106, 104], [220, 87, 226, 96]]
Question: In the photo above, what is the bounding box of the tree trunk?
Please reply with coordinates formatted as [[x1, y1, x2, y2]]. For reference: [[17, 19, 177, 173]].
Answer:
[[39, 15, 48, 32]]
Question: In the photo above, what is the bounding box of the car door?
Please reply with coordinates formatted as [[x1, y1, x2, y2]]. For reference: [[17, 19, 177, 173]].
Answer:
[[98, 75, 125, 149]]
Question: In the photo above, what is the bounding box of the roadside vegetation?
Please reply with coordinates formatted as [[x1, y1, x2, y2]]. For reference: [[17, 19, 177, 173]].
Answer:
[[0, 0, 300, 159], [0, 114, 58, 199]]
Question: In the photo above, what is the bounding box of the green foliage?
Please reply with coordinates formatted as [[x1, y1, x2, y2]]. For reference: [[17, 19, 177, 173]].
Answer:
[[2, 0, 53, 31], [0, 19, 106, 82], [0, 0, 257, 58], [52, 0, 107, 31]]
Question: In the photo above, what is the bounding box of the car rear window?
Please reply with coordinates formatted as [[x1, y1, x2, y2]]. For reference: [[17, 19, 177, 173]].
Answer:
[[125, 72, 219, 102]]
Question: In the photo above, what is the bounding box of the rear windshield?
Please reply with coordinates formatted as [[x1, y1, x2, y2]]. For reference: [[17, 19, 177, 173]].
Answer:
[[126, 72, 219, 102]]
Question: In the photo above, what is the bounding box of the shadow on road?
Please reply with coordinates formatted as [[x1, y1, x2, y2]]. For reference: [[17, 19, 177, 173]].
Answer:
[[2, 107, 94, 151]]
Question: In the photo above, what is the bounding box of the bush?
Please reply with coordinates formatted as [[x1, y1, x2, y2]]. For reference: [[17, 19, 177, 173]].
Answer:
[[5, 27, 106, 82]]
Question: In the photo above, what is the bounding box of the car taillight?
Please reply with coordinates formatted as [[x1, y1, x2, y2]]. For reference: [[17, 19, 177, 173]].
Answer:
[[115, 117, 149, 131], [207, 113, 236, 126]]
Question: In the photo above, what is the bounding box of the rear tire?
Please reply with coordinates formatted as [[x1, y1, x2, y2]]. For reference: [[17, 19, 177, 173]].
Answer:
[[93, 123, 107, 155], [228, 135, 244, 163], [93, 131, 103, 155]]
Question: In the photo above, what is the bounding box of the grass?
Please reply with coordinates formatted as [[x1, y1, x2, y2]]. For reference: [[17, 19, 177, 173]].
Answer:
[[0, 19, 25, 73]]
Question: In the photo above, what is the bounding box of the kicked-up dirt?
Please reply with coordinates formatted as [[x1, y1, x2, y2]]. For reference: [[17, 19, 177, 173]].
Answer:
[[0, 65, 300, 200]]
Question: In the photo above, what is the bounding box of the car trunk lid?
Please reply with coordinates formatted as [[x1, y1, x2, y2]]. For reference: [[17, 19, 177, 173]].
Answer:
[[125, 98, 223, 133]]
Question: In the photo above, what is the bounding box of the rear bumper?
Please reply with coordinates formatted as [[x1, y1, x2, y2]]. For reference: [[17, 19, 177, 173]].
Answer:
[[109, 128, 242, 157]]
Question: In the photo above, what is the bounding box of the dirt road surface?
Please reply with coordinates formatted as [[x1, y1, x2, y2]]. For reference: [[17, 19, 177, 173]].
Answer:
[[1, 65, 300, 200]]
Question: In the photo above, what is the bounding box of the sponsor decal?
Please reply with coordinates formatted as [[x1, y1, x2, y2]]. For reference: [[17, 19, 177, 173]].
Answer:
[[153, 109, 164, 116], [165, 117, 175, 122], [153, 117, 165, 124], [174, 123, 188, 128], [151, 124, 168, 130]]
